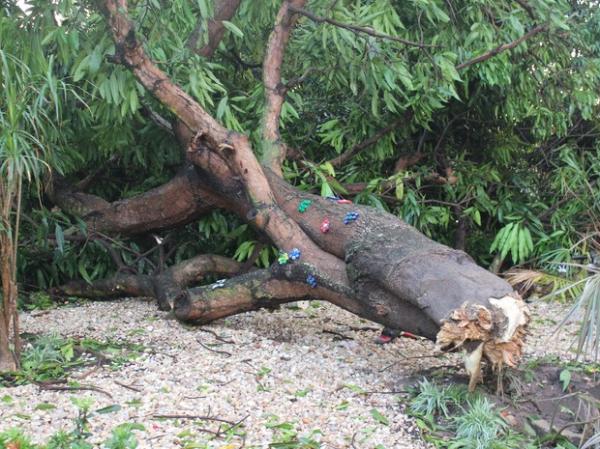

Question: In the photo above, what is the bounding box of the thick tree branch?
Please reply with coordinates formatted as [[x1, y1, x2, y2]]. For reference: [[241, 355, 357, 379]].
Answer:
[[456, 24, 546, 70], [261, 0, 307, 176], [288, 5, 434, 48], [101, 0, 229, 147], [49, 166, 222, 235], [102, 1, 349, 285], [187, 0, 243, 58], [174, 266, 363, 324], [73, 0, 297, 246], [52, 254, 243, 310], [96, 1, 531, 391]]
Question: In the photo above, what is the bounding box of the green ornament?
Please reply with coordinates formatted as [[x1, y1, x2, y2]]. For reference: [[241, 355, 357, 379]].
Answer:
[[278, 252, 290, 265], [298, 199, 312, 213]]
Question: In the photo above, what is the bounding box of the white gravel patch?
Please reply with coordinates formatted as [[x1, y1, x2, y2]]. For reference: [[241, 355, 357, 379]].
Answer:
[[0, 297, 578, 448], [1, 299, 434, 448], [524, 299, 588, 361]]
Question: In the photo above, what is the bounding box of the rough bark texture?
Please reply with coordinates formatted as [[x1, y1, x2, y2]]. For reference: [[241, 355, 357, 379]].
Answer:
[[174, 267, 364, 324], [52, 254, 243, 311], [48, 166, 222, 235]]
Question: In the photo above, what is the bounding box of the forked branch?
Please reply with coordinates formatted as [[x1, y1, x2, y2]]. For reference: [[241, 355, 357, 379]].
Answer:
[[261, 0, 307, 176], [102, 0, 349, 283], [52, 254, 243, 311]]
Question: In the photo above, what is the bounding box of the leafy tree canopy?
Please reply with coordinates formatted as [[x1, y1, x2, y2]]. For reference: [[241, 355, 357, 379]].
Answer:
[[1, 0, 599, 291]]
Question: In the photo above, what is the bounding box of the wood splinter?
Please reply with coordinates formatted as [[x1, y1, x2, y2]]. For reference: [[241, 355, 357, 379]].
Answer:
[[436, 295, 529, 391]]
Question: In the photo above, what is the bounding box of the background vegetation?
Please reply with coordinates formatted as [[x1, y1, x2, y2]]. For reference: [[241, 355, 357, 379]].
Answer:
[[2, 0, 598, 295]]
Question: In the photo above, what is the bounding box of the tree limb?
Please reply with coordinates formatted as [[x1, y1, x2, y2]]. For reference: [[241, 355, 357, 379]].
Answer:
[[49, 166, 221, 235], [51, 254, 243, 311], [174, 265, 367, 325], [288, 5, 435, 48], [456, 24, 546, 70], [101, 0, 230, 147], [102, 0, 349, 285], [187, 0, 242, 58], [261, 0, 307, 176]]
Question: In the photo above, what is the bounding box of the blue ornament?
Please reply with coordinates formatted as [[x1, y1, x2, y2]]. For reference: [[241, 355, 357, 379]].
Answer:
[[289, 248, 301, 261], [306, 274, 317, 288], [344, 211, 359, 224]]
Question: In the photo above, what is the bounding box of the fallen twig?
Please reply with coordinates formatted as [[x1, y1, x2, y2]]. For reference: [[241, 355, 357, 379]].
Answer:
[[152, 414, 237, 426], [36, 382, 113, 399], [363, 390, 410, 395], [114, 380, 142, 392], [322, 329, 353, 340], [197, 327, 235, 344], [197, 338, 233, 357], [350, 431, 358, 449]]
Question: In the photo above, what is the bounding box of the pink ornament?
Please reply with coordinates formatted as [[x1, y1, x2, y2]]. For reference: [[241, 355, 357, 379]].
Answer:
[[320, 218, 330, 233]]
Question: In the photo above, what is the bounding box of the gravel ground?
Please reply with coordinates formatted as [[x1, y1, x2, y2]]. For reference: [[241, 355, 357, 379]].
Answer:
[[0, 298, 578, 448]]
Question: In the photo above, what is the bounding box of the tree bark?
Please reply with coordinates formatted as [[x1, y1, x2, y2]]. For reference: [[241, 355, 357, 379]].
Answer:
[[52, 254, 243, 311], [48, 166, 224, 235], [261, 0, 307, 175]]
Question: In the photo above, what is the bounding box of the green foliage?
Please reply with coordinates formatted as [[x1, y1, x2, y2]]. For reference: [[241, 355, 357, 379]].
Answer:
[[19, 334, 78, 381], [0, 422, 144, 449], [22, 292, 55, 311], [451, 396, 508, 449], [490, 221, 534, 265], [409, 378, 468, 419], [370, 408, 389, 426], [1, 0, 599, 297], [555, 272, 600, 362], [0, 429, 37, 449], [102, 423, 145, 449], [265, 416, 323, 448], [2, 334, 143, 384], [408, 379, 531, 449]]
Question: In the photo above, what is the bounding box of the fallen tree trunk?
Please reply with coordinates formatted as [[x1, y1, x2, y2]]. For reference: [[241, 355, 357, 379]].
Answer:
[[53, 162, 529, 390], [50, 0, 532, 391]]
